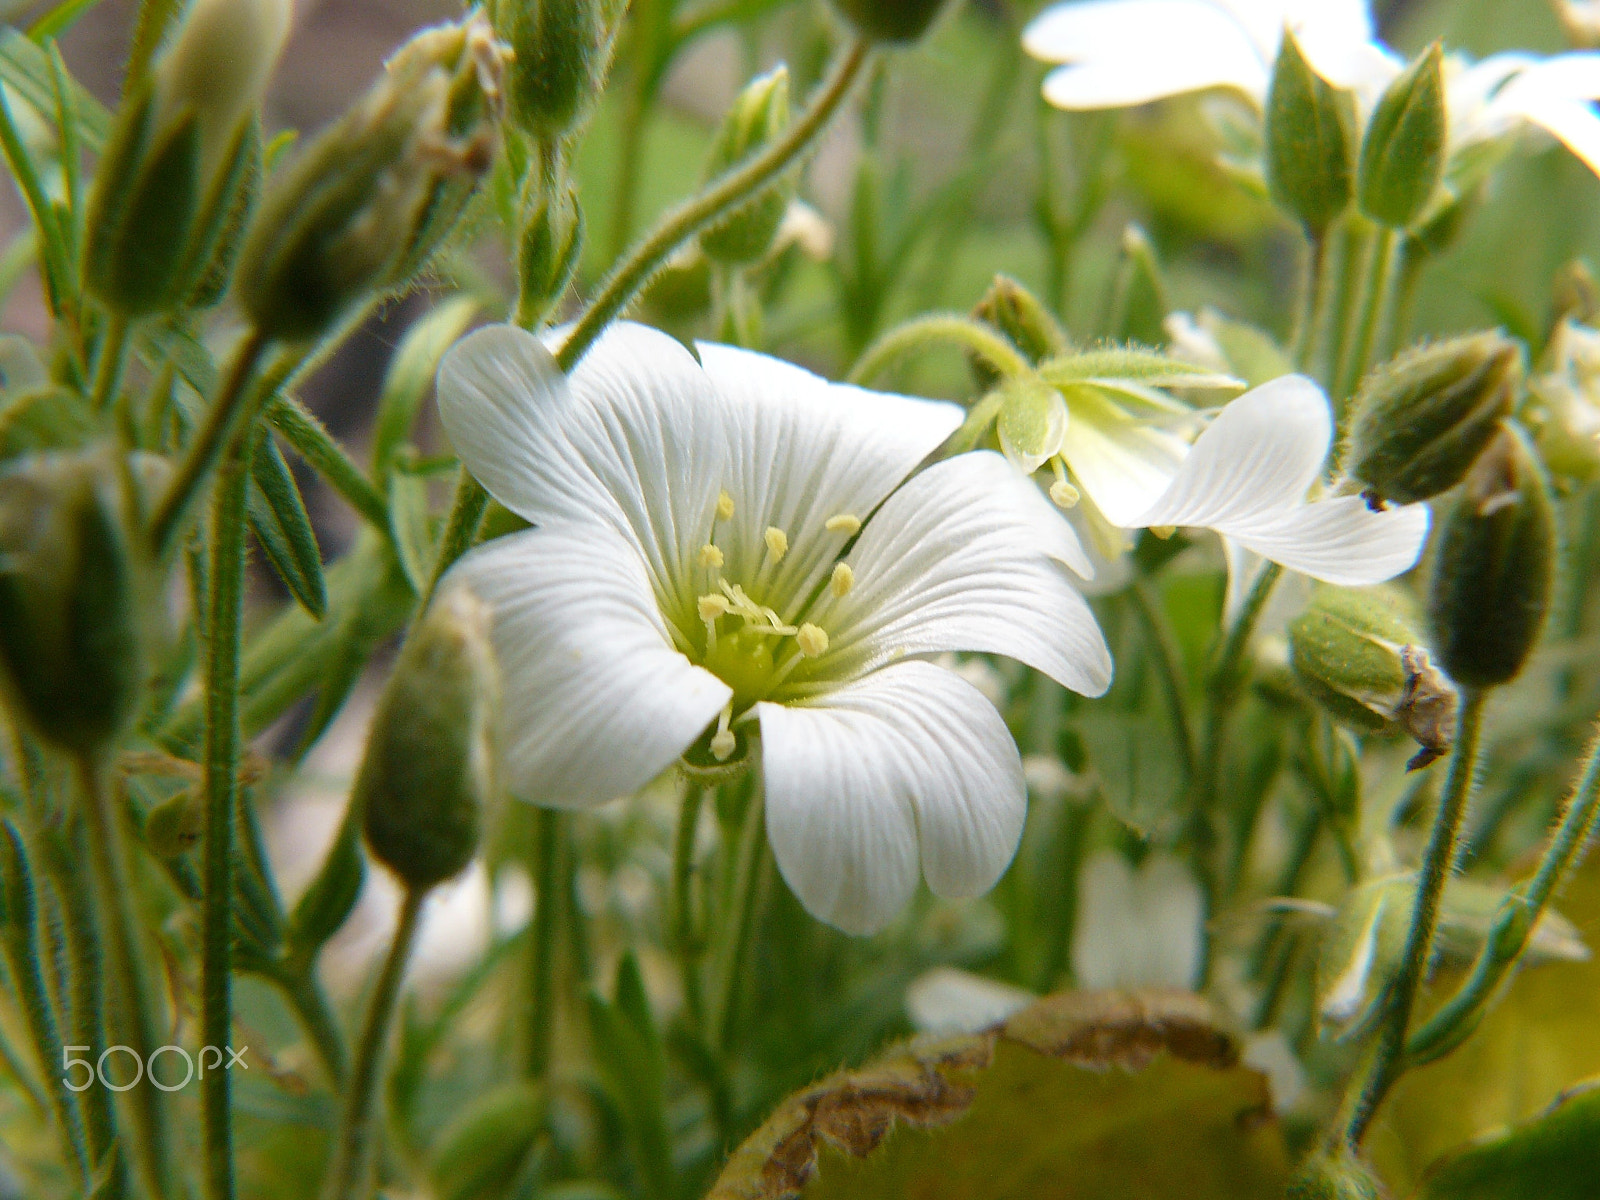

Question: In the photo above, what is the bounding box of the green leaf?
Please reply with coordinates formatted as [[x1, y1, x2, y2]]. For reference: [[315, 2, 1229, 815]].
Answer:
[[29, 0, 114, 41], [248, 433, 327, 618], [1358, 43, 1446, 229], [286, 814, 364, 962], [1415, 1079, 1600, 1200], [387, 469, 438, 596], [1264, 30, 1355, 233], [1106, 225, 1170, 346], [706, 991, 1288, 1200], [428, 1082, 547, 1200], [1075, 709, 1185, 838], [588, 953, 672, 1200], [0, 27, 108, 151], [1040, 349, 1237, 393], [372, 296, 480, 474]]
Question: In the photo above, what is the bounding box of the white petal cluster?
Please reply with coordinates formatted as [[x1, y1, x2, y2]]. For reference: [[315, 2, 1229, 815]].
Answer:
[[437, 323, 1112, 936]]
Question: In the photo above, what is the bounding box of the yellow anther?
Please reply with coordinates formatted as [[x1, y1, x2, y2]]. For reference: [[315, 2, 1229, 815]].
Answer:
[[710, 703, 736, 761], [764, 526, 789, 562], [1049, 479, 1080, 509], [698, 543, 725, 569], [830, 562, 855, 597], [716, 490, 736, 521], [698, 594, 730, 622], [1150, 525, 1177, 540], [796, 623, 829, 658], [825, 513, 861, 535]]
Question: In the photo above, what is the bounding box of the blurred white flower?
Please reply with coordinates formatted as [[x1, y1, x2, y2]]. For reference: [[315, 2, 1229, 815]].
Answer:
[[1071, 850, 1204, 989], [437, 322, 1113, 936], [1023, 0, 1600, 179], [905, 966, 1035, 1035]]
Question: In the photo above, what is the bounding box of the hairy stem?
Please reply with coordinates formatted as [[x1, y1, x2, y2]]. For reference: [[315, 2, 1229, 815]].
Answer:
[[848, 313, 1029, 386]]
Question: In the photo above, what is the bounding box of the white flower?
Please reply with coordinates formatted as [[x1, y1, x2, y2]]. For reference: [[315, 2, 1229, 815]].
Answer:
[[436, 322, 1112, 936], [1071, 850, 1204, 990], [1023, 0, 1600, 179], [1023, 372, 1430, 594]]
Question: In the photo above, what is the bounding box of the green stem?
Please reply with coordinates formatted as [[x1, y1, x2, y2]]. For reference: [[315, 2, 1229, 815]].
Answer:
[[266, 396, 390, 532], [149, 329, 271, 557], [1337, 226, 1397, 409], [280, 969, 350, 1090], [847, 313, 1029, 387], [1291, 230, 1329, 371], [557, 38, 874, 375], [672, 784, 706, 1031], [1322, 220, 1370, 396], [1129, 577, 1197, 781], [526, 809, 562, 1079], [1405, 719, 1600, 1066], [91, 312, 130, 417], [320, 888, 424, 1200], [422, 469, 490, 609], [1386, 238, 1427, 360], [76, 753, 174, 1200], [713, 785, 767, 1054], [1341, 688, 1487, 1150]]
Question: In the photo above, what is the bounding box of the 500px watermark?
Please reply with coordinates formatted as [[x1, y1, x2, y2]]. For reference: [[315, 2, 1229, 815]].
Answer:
[[62, 1045, 249, 1092]]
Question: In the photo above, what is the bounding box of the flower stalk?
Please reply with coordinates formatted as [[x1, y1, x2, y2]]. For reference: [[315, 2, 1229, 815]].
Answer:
[[847, 313, 1030, 386]]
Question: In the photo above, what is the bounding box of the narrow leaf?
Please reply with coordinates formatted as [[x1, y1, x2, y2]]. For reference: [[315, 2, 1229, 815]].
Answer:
[[248, 432, 328, 618]]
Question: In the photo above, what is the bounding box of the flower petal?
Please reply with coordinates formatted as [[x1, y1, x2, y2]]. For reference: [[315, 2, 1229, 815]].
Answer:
[[694, 341, 962, 621], [1058, 386, 1191, 526], [438, 322, 730, 610], [758, 661, 1026, 935], [810, 452, 1113, 698], [1126, 374, 1332, 530], [1223, 493, 1431, 586], [449, 524, 731, 808]]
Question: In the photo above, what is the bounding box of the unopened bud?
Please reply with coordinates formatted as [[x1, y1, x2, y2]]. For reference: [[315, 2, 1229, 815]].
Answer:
[[1358, 43, 1446, 229], [1427, 425, 1555, 689], [358, 587, 498, 892], [1290, 586, 1457, 769], [0, 451, 145, 754], [1265, 31, 1356, 234], [84, 0, 289, 315], [1346, 332, 1521, 506], [995, 375, 1067, 474], [970, 274, 1066, 389], [238, 15, 508, 342], [1286, 1150, 1385, 1200], [1108, 224, 1169, 346], [700, 68, 793, 265], [829, 0, 955, 43], [498, 0, 621, 140]]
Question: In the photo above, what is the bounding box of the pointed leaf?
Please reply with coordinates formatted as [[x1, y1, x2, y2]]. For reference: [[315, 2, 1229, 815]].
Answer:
[[372, 295, 480, 474], [1040, 349, 1239, 393], [387, 469, 438, 595], [248, 433, 327, 617], [1416, 1079, 1600, 1200]]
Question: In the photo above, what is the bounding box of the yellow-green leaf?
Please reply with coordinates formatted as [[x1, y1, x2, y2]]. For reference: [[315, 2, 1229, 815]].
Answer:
[[1415, 1079, 1600, 1200]]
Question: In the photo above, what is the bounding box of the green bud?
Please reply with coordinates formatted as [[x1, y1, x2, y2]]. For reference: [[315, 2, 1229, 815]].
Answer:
[[498, 0, 620, 141], [83, 0, 289, 316], [358, 586, 498, 893], [1358, 43, 1446, 229], [1108, 224, 1170, 347], [1286, 1150, 1385, 1200], [1427, 424, 1556, 689], [0, 450, 145, 754], [700, 68, 793, 265], [1345, 332, 1521, 506], [830, 0, 955, 43], [1290, 586, 1457, 770], [516, 177, 584, 327], [1264, 30, 1356, 234], [641, 249, 714, 329], [971, 274, 1067, 390], [995, 375, 1067, 474], [238, 15, 508, 342]]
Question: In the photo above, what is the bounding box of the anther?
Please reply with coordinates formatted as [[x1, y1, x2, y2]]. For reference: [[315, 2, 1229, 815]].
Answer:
[[1150, 525, 1177, 540], [698, 594, 730, 622], [825, 513, 861, 535], [710, 702, 736, 761], [698, 543, 725, 569], [796, 623, 829, 658], [830, 563, 855, 597], [1049, 458, 1080, 509], [717, 490, 736, 521], [764, 526, 788, 563]]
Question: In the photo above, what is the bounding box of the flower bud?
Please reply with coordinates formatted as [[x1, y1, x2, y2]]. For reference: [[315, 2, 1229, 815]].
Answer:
[[498, 0, 621, 141], [970, 274, 1067, 389], [237, 15, 508, 342], [358, 586, 498, 893], [700, 68, 793, 265], [829, 0, 955, 44], [1289, 586, 1457, 770], [83, 0, 289, 316], [0, 450, 145, 754], [1286, 1150, 1385, 1200], [1427, 425, 1556, 689], [1317, 874, 1412, 1033], [1358, 43, 1446, 229], [1527, 320, 1600, 483], [1265, 30, 1356, 235], [516, 177, 584, 327], [1345, 332, 1521, 506], [995, 375, 1067, 475]]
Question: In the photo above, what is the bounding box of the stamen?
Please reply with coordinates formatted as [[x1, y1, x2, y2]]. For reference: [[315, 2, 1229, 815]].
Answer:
[[698, 594, 731, 621], [698, 543, 725, 569], [830, 562, 855, 597], [1149, 525, 1177, 540], [717, 490, 736, 521], [764, 526, 789, 563], [1049, 458, 1080, 509], [796, 623, 829, 658], [710, 702, 736, 761], [825, 513, 861, 535]]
